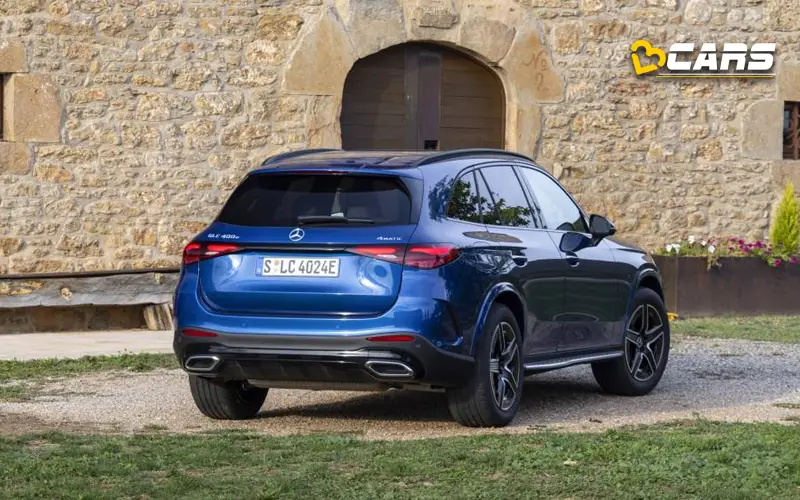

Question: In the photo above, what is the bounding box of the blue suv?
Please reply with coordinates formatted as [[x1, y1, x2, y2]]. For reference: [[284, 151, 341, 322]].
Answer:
[[174, 149, 670, 427]]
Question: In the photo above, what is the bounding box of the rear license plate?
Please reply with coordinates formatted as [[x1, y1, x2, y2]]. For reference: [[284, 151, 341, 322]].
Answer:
[[260, 257, 340, 278]]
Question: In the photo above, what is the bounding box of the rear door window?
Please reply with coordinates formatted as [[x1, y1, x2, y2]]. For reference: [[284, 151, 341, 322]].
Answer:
[[477, 166, 537, 228], [217, 174, 413, 227]]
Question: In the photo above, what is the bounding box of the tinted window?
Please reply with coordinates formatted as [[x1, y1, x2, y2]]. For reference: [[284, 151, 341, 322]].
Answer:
[[519, 168, 588, 232], [478, 166, 536, 227], [218, 174, 412, 227], [447, 173, 482, 223]]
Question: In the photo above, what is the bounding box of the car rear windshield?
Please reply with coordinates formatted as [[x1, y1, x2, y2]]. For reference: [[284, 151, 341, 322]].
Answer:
[[217, 174, 413, 227]]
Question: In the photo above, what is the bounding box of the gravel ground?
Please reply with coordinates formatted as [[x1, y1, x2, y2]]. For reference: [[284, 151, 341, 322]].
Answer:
[[2, 337, 799, 439]]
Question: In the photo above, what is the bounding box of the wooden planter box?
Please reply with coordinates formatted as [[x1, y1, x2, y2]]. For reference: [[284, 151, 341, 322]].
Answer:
[[653, 256, 800, 317]]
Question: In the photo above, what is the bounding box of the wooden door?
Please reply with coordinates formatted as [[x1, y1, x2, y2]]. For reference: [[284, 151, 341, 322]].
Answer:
[[341, 43, 504, 151]]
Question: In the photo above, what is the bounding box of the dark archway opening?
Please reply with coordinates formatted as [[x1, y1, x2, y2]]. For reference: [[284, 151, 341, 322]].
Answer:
[[340, 43, 505, 151]]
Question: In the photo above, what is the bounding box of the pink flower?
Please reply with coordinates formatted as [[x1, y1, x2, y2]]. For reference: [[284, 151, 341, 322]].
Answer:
[[790, 257, 799, 264], [743, 247, 751, 253], [755, 241, 763, 248], [729, 237, 736, 242], [738, 239, 745, 245], [774, 258, 782, 266], [728, 246, 734, 251]]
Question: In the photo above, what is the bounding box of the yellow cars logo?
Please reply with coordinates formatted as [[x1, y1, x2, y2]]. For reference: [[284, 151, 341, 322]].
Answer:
[[631, 40, 666, 75], [631, 39, 775, 78]]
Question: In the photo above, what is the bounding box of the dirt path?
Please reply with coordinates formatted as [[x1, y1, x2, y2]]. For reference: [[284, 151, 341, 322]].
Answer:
[[2, 337, 799, 439]]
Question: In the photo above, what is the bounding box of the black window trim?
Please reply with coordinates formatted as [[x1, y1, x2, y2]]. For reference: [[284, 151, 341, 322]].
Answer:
[[513, 162, 590, 235], [475, 165, 541, 230]]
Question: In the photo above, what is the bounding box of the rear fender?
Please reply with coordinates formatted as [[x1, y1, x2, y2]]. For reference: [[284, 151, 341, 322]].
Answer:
[[469, 282, 525, 357]]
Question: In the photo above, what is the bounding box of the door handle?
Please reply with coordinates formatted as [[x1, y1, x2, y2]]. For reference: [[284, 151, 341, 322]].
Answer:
[[512, 255, 528, 266], [566, 253, 580, 267]]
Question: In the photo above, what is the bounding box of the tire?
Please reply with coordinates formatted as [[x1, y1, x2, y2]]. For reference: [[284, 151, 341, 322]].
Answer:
[[446, 304, 523, 427], [592, 287, 670, 396], [188, 375, 268, 420]]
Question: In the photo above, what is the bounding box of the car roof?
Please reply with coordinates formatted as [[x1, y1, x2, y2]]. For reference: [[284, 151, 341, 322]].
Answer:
[[250, 148, 535, 174]]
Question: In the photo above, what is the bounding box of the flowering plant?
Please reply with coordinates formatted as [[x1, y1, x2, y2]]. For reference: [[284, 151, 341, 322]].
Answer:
[[654, 235, 800, 270]]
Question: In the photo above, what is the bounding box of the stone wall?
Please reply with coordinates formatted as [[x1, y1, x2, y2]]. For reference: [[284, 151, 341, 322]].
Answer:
[[1, 0, 799, 276]]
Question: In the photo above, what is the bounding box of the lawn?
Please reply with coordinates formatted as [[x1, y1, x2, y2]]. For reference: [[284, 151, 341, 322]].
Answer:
[[0, 353, 177, 401], [671, 316, 800, 343], [0, 421, 798, 499]]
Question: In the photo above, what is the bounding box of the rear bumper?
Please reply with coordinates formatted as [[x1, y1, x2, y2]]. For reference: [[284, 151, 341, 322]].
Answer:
[[174, 330, 474, 388]]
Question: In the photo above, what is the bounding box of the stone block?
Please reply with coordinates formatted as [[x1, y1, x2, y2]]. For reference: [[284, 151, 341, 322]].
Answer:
[[502, 25, 564, 103], [282, 14, 356, 95], [256, 9, 304, 41], [778, 62, 800, 101], [194, 92, 243, 116], [684, 0, 712, 26], [697, 139, 723, 161], [0, 40, 27, 73], [772, 161, 800, 190], [413, 0, 458, 29], [0, 0, 42, 15], [3, 74, 61, 143], [553, 21, 584, 56], [334, 0, 406, 58], [244, 40, 285, 66], [586, 19, 629, 41], [459, 16, 516, 64], [741, 100, 783, 160], [307, 95, 342, 148], [0, 142, 31, 175], [580, 0, 605, 14], [765, 0, 800, 31]]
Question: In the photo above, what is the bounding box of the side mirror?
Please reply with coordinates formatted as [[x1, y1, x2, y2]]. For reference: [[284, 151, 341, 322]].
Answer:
[[589, 214, 616, 241], [559, 232, 587, 253]]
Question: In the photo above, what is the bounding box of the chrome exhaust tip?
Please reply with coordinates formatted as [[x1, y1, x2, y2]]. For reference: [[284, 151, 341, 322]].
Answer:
[[184, 355, 221, 373], [364, 360, 415, 379]]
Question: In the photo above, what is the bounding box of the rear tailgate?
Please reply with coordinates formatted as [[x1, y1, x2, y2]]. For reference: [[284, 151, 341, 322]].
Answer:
[[195, 171, 421, 316]]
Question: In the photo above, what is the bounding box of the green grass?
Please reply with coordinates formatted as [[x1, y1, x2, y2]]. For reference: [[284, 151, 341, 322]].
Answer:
[[0, 421, 798, 499], [671, 316, 800, 343], [0, 353, 177, 401]]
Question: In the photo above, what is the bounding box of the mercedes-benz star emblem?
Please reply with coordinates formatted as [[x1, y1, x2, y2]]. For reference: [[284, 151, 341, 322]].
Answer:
[[289, 228, 305, 242]]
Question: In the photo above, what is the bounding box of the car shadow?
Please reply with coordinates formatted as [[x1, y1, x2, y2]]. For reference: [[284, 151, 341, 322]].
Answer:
[[256, 375, 601, 424]]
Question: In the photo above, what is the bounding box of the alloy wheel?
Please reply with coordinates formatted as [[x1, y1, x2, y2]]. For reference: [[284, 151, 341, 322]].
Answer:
[[488, 321, 521, 411], [624, 304, 666, 382]]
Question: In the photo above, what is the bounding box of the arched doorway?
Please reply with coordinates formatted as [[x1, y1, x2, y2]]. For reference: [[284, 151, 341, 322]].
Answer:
[[340, 43, 505, 151]]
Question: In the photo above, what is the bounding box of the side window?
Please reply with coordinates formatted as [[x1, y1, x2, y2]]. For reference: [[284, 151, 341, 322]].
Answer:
[[519, 168, 588, 233], [478, 166, 536, 228], [447, 172, 482, 223]]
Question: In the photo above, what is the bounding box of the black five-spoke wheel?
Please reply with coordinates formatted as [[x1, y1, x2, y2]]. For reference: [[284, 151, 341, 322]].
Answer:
[[624, 303, 667, 382], [592, 287, 670, 396], [447, 304, 524, 427], [489, 321, 522, 412]]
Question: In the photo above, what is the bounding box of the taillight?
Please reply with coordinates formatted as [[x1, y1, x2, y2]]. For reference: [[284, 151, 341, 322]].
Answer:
[[182, 242, 241, 264], [365, 334, 415, 342], [347, 245, 405, 263], [404, 245, 460, 269], [346, 244, 460, 269], [182, 328, 218, 338]]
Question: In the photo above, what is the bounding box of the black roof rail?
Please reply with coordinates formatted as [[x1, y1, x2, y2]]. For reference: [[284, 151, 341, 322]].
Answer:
[[261, 148, 340, 166], [413, 148, 534, 167]]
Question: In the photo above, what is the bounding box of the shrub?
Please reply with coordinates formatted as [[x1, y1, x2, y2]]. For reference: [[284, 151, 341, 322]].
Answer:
[[770, 181, 799, 255]]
